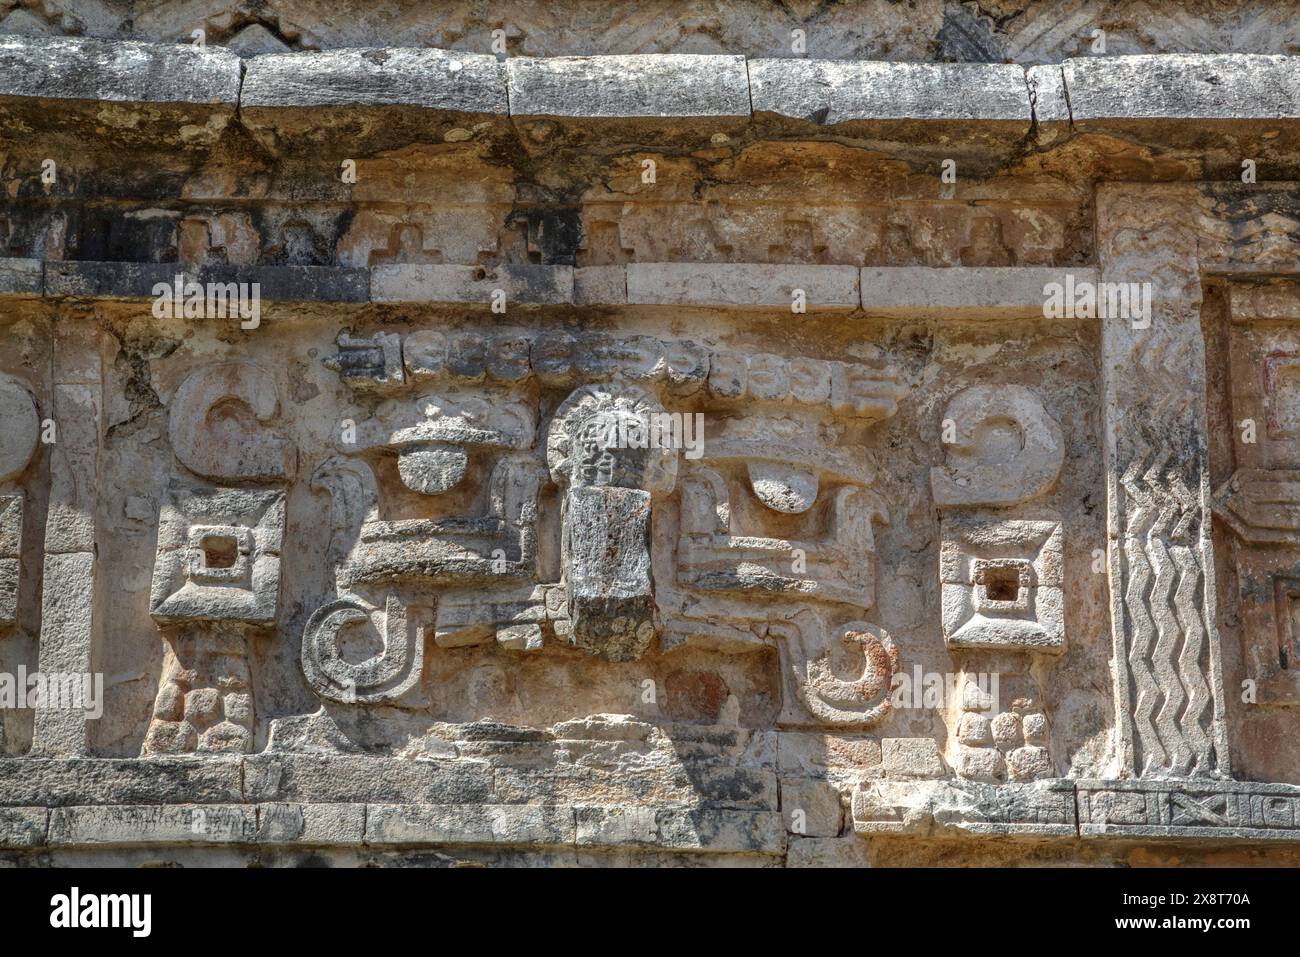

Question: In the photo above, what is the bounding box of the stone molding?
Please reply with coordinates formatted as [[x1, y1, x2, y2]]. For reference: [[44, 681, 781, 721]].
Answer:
[[6, 35, 1300, 132], [1, 261, 1105, 313]]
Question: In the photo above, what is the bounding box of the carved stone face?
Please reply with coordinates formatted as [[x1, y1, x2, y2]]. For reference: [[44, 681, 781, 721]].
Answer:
[[547, 383, 678, 496], [573, 411, 649, 489], [547, 383, 679, 661]]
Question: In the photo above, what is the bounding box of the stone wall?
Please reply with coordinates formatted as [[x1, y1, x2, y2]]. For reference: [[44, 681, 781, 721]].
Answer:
[[1, 1, 1300, 866]]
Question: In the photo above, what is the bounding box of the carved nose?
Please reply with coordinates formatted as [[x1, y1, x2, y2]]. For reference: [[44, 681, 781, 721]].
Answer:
[[563, 485, 656, 661]]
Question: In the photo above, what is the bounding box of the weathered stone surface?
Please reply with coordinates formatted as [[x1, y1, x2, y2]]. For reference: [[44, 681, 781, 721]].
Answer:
[[244, 756, 494, 806], [241, 47, 509, 153], [0, 258, 41, 296], [48, 804, 257, 845], [881, 738, 947, 780], [366, 804, 577, 846], [242, 48, 506, 113], [255, 802, 367, 845], [372, 264, 573, 304], [852, 779, 1077, 837], [1061, 54, 1300, 121], [0, 808, 48, 848], [44, 262, 182, 299], [749, 60, 1031, 123], [507, 54, 751, 118], [0, 34, 240, 106], [860, 267, 1099, 319], [781, 778, 843, 837], [628, 263, 859, 308]]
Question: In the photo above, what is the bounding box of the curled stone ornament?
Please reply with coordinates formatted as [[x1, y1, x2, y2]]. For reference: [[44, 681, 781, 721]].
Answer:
[[302, 595, 425, 706], [793, 619, 900, 727]]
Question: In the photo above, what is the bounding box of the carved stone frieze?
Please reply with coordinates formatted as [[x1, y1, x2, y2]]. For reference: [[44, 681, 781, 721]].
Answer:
[[9, 18, 1300, 869]]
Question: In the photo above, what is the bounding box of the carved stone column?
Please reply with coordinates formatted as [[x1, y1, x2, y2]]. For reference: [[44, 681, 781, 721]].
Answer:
[[1097, 184, 1231, 778]]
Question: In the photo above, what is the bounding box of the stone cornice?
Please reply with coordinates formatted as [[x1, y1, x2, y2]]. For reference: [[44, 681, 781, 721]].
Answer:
[[4, 35, 1300, 138]]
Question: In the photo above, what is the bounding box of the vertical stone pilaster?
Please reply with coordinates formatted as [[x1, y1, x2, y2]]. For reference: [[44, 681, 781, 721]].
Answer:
[[1098, 185, 1231, 779], [31, 325, 103, 756]]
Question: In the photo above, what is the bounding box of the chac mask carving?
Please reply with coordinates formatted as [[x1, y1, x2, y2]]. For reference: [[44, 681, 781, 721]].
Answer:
[[134, 325, 1080, 752]]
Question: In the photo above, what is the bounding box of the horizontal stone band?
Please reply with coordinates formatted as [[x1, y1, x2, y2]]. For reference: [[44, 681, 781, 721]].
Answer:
[[4, 35, 1300, 126]]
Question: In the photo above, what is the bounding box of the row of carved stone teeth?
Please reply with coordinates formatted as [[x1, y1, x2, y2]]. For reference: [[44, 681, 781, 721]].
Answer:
[[327, 331, 908, 411]]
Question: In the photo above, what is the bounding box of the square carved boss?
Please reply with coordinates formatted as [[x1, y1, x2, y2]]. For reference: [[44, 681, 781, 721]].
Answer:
[[150, 481, 284, 624], [940, 516, 1064, 652]]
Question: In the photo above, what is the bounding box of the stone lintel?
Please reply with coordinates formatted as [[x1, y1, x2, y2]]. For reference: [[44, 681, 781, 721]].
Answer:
[[0, 34, 241, 107], [1061, 54, 1300, 123], [626, 262, 860, 309], [860, 267, 1101, 319], [241, 47, 507, 114], [507, 54, 752, 119], [0, 259, 42, 297], [749, 59, 1031, 124]]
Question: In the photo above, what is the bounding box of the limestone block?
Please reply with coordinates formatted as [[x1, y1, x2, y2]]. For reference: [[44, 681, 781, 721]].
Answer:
[[48, 805, 256, 845], [0, 34, 239, 106], [1026, 65, 1069, 125], [627, 262, 859, 308], [0, 258, 41, 296], [372, 264, 573, 305], [244, 755, 493, 806], [563, 486, 656, 662], [781, 778, 844, 837], [507, 54, 751, 119], [195, 264, 369, 303], [0, 808, 49, 848], [44, 262, 180, 299], [1053, 55, 1300, 160], [0, 35, 238, 147], [0, 496, 21, 625], [648, 809, 785, 854], [1061, 54, 1300, 122], [574, 265, 627, 305], [860, 267, 1100, 319], [365, 803, 577, 846], [255, 803, 367, 846], [881, 738, 946, 779], [786, 835, 873, 867], [241, 47, 507, 153], [749, 59, 1031, 123], [749, 59, 1032, 171], [0, 757, 243, 807], [242, 48, 506, 113]]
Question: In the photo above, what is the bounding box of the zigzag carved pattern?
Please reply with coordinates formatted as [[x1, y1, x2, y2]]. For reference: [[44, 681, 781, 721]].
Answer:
[[1118, 329, 1218, 776]]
